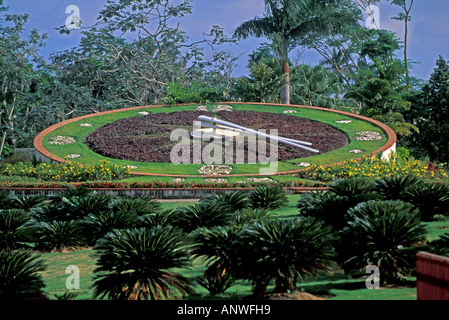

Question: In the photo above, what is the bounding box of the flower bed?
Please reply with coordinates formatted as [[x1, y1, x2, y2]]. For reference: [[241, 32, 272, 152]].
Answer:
[[0, 160, 129, 182], [297, 155, 449, 182]]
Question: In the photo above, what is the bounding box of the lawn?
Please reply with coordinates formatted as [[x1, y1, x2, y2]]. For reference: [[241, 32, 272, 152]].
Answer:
[[37, 194, 447, 301]]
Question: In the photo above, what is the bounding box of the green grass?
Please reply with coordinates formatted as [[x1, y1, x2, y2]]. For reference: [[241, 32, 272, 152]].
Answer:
[[36, 194, 446, 301], [41, 103, 388, 176]]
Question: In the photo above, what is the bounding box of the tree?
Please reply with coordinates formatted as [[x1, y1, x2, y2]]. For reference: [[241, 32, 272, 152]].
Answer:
[[51, 0, 235, 109], [233, 0, 347, 105], [291, 64, 343, 107], [413, 56, 449, 163], [390, 0, 414, 86], [0, 2, 47, 156]]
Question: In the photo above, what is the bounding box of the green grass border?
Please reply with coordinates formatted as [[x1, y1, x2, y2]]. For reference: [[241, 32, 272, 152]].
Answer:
[[34, 103, 395, 177]]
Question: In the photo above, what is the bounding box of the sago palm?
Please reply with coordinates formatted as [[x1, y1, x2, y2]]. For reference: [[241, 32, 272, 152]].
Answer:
[[341, 200, 427, 285], [235, 217, 336, 298], [0, 249, 47, 300], [0, 209, 37, 250], [92, 226, 193, 300]]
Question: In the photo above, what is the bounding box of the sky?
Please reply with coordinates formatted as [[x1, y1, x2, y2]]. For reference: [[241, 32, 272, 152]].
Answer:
[[3, 0, 449, 80]]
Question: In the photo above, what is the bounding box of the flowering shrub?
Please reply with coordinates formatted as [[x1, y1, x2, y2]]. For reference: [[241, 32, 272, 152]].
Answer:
[[297, 155, 448, 182], [0, 160, 129, 182]]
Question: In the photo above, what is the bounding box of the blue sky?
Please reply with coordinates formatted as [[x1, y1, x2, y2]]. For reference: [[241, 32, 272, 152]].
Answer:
[[3, 0, 449, 80]]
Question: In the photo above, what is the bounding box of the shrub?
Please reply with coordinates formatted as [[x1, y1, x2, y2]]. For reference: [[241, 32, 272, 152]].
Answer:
[[234, 218, 336, 298], [402, 182, 449, 221], [92, 226, 193, 300], [0, 249, 47, 300], [374, 175, 422, 200], [62, 193, 112, 220], [163, 81, 223, 104], [340, 200, 426, 285], [35, 220, 86, 251], [175, 202, 235, 233], [7, 194, 47, 212], [0, 209, 37, 250], [200, 191, 250, 213], [249, 185, 288, 210], [195, 273, 236, 296], [110, 196, 161, 216], [297, 155, 448, 181], [82, 210, 140, 244], [298, 179, 379, 230]]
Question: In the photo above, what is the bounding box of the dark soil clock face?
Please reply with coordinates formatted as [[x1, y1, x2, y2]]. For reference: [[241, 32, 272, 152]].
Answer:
[[84, 110, 349, 163]]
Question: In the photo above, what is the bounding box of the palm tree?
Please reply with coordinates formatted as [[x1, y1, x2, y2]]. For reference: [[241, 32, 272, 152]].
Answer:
[[291, 64, 343, 107], [92, 226, 193, 300], [233, 0, 346, 104]]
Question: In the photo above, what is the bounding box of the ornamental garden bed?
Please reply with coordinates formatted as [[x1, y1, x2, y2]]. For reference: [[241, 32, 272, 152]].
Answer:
[[34, 103, 395, 178]]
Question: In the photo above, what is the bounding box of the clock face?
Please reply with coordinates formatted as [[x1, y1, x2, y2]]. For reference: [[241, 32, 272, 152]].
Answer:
[[38, 103, 390, 177], [84, 110, 348, 164]]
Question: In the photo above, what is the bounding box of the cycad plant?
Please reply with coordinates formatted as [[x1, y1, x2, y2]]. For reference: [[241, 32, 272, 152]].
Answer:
[[402, 182, 449, 221], [340, 200, 427, 285], [235, 217, 336, 298], [139, 209, 182, 228], [111, 196, 161, 216], [298, 178, 379, 230], [0, 209, 37, 250], [92, 226, 193, 300], [200, 191, 250, 213], [0, 249, 47, 300], [35, 220, 86, 252], [0, 189, 12, 208], [82, 210, 140, 244], [62, 193, 112, 221], [374, 175, 421, 200], [248, 185, 288, 210], [175, 201, 235, 233], [7, 194, 47, 212], [191, 226, 240, 281]]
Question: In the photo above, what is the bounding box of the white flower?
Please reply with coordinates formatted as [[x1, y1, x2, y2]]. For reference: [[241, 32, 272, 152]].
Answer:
[[124, 165, 138, 169], [212, 105, 233, 112], [204, 178, 228, 183], [196, 105, 209, 111], [337, 120, 352, 124], [283, 110, 297, 114], [80, 123, 93, 127], [247, 177, 275, 182], [354, 131, 383, 141], [49, 136, 76, 145], [198, 165, 233, 175], [297, 162, 311, 167], [349, 149, 364, 154], [66, 154, 81, 159], [138, 111, 150, 115]]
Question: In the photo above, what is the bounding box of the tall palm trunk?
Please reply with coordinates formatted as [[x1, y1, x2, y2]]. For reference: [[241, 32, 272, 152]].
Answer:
[[280, 58, 290, 105]]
